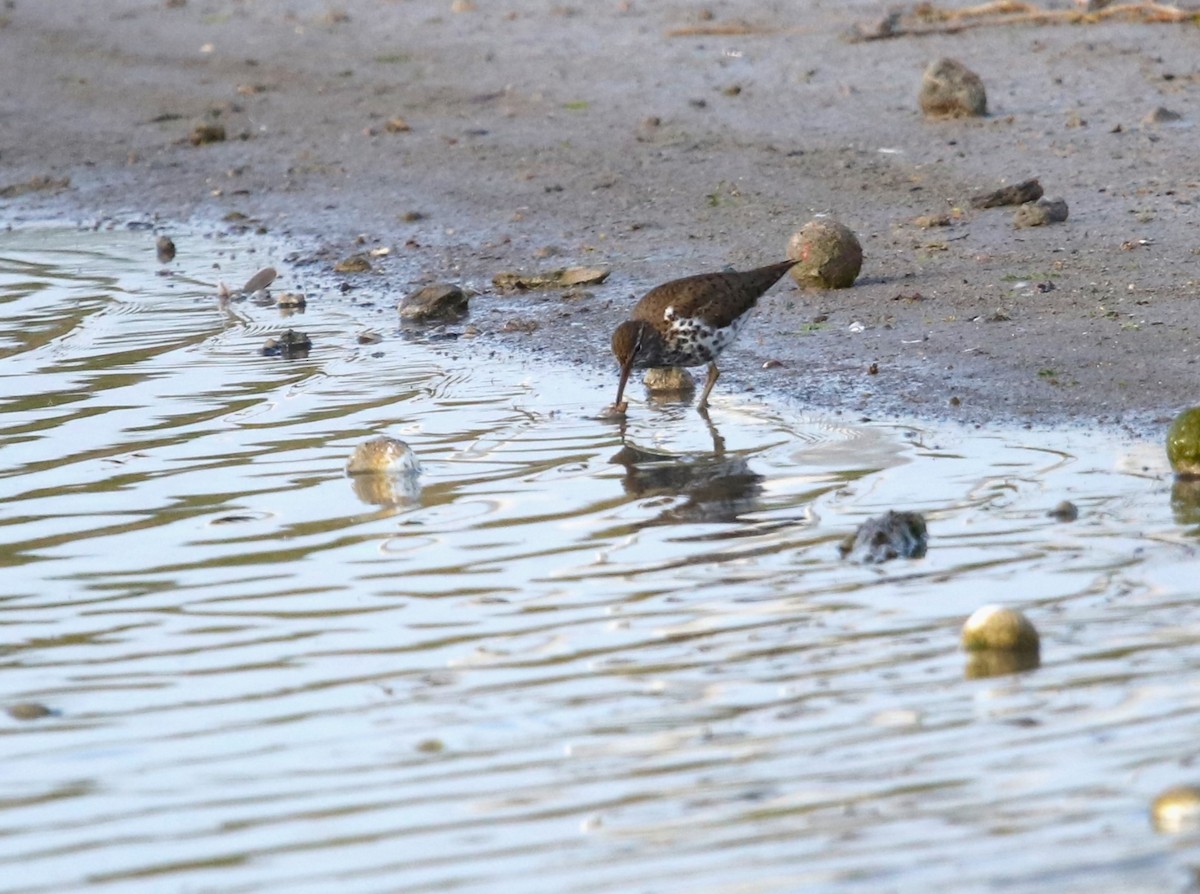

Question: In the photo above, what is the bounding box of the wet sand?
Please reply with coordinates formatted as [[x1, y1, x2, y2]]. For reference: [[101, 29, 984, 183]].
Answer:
[[2, 0, 1198, 435]]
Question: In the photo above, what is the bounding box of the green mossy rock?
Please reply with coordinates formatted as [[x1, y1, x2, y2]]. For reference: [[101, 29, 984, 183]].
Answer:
[[1166, 407, 1200, 478]]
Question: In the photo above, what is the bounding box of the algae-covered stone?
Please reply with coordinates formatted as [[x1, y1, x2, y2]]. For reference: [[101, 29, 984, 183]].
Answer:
[[919, 58, 987, 119], [1166, 407, 1200, 478], [1151, 785, 1200, 834], [787, 219, 863, 289], [643, 366, 695, 393], [400, 283, 469, 322], [961, 605, 1040, 654]]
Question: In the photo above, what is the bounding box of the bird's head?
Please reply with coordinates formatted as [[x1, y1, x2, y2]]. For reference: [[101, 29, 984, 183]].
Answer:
[[611, 320, 663, 408]]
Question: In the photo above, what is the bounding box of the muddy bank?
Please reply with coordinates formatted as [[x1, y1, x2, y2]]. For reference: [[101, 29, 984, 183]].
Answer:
[[1, 0, 1198, 434]]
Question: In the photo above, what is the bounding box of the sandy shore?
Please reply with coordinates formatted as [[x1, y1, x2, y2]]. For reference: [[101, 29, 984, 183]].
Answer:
[[2, 0, 1198, 435]]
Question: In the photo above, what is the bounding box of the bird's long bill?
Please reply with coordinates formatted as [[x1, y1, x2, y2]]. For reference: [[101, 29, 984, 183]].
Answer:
[[614, 362, 633, 407]]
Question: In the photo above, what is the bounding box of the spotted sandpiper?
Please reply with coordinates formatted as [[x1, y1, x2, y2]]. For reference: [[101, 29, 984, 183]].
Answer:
[[610, 259, 796, 411]]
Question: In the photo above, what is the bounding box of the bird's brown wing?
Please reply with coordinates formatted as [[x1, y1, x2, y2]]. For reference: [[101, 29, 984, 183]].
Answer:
[[635, 260, 795, 328]]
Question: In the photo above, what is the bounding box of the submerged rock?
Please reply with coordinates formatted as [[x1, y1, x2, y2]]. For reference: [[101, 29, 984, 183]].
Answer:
[[919, 58, 987, 119], [838, 510, 927, 563], [261, 329, 312, 358], [787, 219, 863, 289], [400, 283, 469, 323]]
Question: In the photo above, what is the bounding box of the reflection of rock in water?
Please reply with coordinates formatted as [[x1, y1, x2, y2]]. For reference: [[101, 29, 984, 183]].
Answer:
[[349, 473, 421, 507], [839, 510, 928, 563], [963, 649, 1040, 680], [610, 443, 763, 525], [1171, 478, 1200, 526]]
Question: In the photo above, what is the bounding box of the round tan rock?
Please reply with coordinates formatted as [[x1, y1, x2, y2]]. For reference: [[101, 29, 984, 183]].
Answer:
[[346, 436, 421, 476], [961, 605, 1040, 654], [919, 58, 987, 119], [643, 366, 695, 392], [787, 219, 863, 289]]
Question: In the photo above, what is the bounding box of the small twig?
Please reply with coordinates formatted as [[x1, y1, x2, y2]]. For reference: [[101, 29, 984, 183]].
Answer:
[[846, 0, 1196, 41]]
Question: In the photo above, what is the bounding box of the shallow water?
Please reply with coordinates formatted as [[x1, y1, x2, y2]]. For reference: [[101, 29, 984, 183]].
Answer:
[[2, 227, 1199, 893]]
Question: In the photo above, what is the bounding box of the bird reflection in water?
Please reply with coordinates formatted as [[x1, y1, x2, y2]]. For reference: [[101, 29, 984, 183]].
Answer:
[[609, 414, 764, 526]]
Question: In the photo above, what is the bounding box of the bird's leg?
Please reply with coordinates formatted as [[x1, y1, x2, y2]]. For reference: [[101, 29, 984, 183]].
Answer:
[[699, 407, 726, 456], [697, 361, 720, 410]]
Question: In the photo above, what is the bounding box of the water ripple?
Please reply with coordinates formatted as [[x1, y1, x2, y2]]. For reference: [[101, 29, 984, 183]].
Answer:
[[0, 228, 1195, 894]]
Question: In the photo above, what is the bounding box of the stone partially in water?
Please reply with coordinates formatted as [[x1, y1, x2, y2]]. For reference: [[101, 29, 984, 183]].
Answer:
[[643, 366, 695, 393], [276, 291, 307, 309], [346, 436, 421, 476], [787, 219, 863, 290], [838, 510, 927, 563], [919, 58, 987, 119], [961, 605, 1040, 654], [1166, 407, 1200, 478], [1151, 785, 1200, 834], [261, 329, 312, 358], [346, 436, 421, 505], [400, 284, 469, 323], [156, 235, 176, 263], [1048, 500, 1079, 522], [334, 254, 372, 274]]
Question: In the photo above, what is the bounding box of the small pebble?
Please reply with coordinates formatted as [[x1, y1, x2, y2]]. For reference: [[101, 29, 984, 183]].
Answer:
[[970, 178, 1043, 209], [7, 702, 54, 721], [189, 122, 226, 145], [155, 235, 176, 263], [1142, 106, 1183, 127], [1048, 500, 1079, 522]]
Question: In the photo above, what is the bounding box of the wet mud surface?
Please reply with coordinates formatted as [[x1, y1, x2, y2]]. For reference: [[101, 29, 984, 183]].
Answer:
[[1, 0, 1198, 433]]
